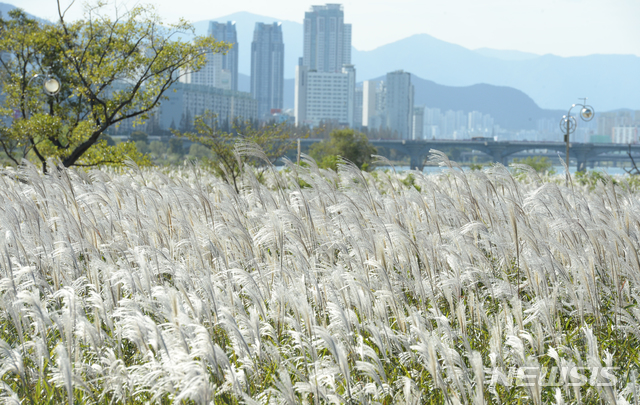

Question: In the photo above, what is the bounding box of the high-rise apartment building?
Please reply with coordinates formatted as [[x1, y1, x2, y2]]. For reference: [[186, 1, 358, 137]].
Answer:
[[482, 114, 495, 134], [361, 81, 387, 130], [362, 81, 377, 128], [209, 22, 239, 92], [182, 51, 231, 90], [612, 126, 638, 143], [295, 61, 356, 127], [303, 4, 352, 73], [295, 4, 356, 127], [385, 70, 414, 139], [251, 22, 284, 119], [424, 108, 441, 139], [155, 83, 257, 134], [354, 87, 363, 128], [180, 21, 238, 91], [450, 110, 467, 139], [468, 111, 483, 132], [442, 110, 456, 139], [413, 106, 425, 140]]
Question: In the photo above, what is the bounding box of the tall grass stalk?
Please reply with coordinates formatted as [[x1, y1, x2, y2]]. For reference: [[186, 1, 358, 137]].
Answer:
[[0, 156, 639, 403]]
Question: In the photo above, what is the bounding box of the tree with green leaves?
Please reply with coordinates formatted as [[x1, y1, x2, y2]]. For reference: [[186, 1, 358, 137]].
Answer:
[[0, 2, 228, 172], [129, 131, 149, 144], [174, 112, 300, 192], [309, 128, 377, 171], [168, 137, 185, 156], [512, 156, 555, 174]]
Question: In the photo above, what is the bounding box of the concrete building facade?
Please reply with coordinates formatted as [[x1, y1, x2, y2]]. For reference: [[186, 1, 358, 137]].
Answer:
[[303, 4, 352, 73], [613, 126, 639, 144], [295, 61, 356, 127], [182, 52, 231, 90], [295, 4, 356, 128], [385, 70, 414, 139], [179, 21, 238, 92], [362, 80, 377, 128], [251, 22, 285, 119], [157, 83, 257, 131], [208, 22, 239, 92], [354, 86, 363, 128], [413, 106, 424, 140]]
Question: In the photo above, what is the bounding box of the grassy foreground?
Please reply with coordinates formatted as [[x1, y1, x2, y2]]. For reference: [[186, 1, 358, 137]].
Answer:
[[1, 153, 640, 404]]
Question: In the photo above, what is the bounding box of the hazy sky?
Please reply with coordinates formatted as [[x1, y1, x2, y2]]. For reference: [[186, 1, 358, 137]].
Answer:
[[18, 0, 640, 57]]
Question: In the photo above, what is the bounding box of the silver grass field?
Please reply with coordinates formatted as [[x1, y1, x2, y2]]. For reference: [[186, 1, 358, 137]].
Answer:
[[1, 151, 640, 404]]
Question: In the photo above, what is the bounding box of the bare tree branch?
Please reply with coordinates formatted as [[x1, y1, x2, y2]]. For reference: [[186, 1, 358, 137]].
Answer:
[[624, 144, 640, 175]]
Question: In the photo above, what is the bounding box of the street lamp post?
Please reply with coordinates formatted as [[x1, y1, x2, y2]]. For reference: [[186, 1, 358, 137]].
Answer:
[[559, 98, 594, 185], [24, 70, 61, 119], [22, 70, 62, 173]]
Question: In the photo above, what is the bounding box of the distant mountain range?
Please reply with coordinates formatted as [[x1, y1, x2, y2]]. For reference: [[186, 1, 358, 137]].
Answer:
[[408, 76, 563, 130], [8, 5, 640, 112], [242, 72, 562, 130], [351, 34, 640, 112], [472, 48, 540, 61], [0, 2, 15, 15], [197, 12, 640, 111], [0, 2, 47, 23]]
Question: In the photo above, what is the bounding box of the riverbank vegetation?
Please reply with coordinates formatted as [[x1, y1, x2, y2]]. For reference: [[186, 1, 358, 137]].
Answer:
[[1, 152, 639, 403]]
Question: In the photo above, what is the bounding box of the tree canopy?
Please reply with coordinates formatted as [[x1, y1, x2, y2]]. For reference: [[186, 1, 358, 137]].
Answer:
[[309, 128, 377, 171], [174, 112, 301, 192], [0, 2, 229, 171]]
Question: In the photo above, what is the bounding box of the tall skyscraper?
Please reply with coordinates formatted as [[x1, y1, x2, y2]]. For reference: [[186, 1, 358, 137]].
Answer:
[[251, 22, 284, 119], [354, 86, 363, 128], [209, 22, 239, 92], [482, 114, 494, 134], [612, 126, 638, 143], [443, 110, 456, 139], [385, 70, 414, 139], [303, 4, 352, 73], [468, 111, 483, 132], [295, 4, 356, 127], [425, 108, 441, 139], [413, 106, 425, 140], [362, 81, 377, 128], [362, 80, 387, 130]]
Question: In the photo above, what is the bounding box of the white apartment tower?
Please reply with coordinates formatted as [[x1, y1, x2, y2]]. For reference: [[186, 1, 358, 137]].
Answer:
[[385, 70, 414, 139], [157, 83, 257, 132], [180, 21, 238, 91], [613, 126, 638, 143], [468, 111, 483, 132], [251, 22, 284, 119], [208, 22, 239, 92], [413, 106, 425, 140], [362, 81, 377, 128], [354, 87, 363, 128], [296, 4, 356, 127], [295, 60, 356, 127], [303, 4, 352, 73], [362, 81, 388, 130], [184, 52, 231, 90]]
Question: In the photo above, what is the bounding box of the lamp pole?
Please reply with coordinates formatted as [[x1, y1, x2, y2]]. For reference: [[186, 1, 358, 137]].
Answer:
[[560, 98, 594, 186], [24, 69, 61, 119], [22, 69, 62, 173]]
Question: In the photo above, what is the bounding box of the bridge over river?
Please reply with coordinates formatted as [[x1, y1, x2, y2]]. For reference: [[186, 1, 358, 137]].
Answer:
[[299, 139, 640, 171]]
